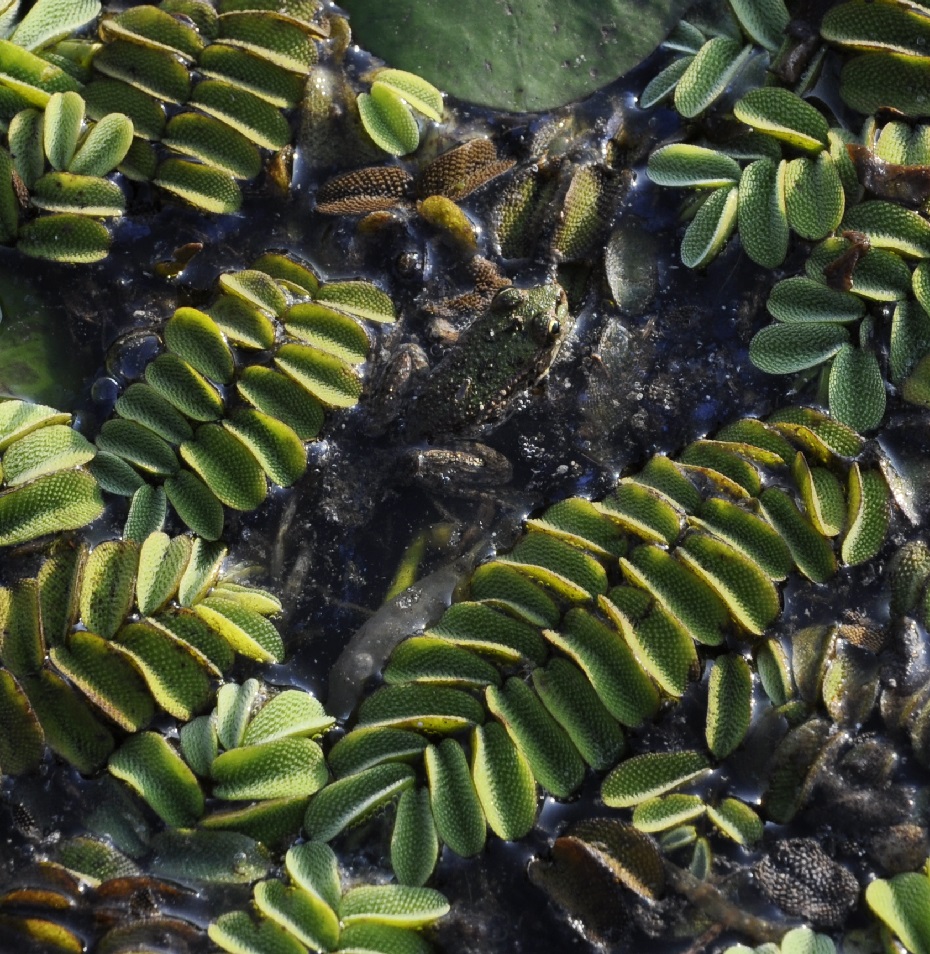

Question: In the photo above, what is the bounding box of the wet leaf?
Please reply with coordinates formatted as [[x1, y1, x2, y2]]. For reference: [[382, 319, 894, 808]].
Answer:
[[254, 878, 339, 951], [154, 158, 241, 215], [391, 787, 439, 886], [211, 296, 276, 350], [180, 424, 267, 511], [190, 80, 290, 150], [705, 654, 752, 758], [692, 496, 793, 581], [428, 600, 547, 663], [17, 213, 110, 263], [2, 423, 95, 485], [217, 11, 317, 72], [470, 721, 537, 840], [83, 79, 165, 141], [340, 0, 691, 113], [303, 762, 413, 842], [528, 496, 627, 557], [759, 487, 837, 583], [733, 87, 829, 154], [532, 657, 626, 771], [164, 308, 235, 384], [729, 0, 788, 52], [737, 157, 788, 268], [242, 690, 334, 745], [223, 409, 306, 488], [621, 543, 729, 646], [152, 828, 269, 884], [275, 343, 362, 409], [841, 52, 930, 119], [114, 620, 213, 719], [680, 184, 738, 268], [706, 797, 762, 845], [673, 37, 750, 118], [384, 636, 500, 689], [648, 144, 743, 189], [498, 531, 607, 601], [164, 470, 225, 541], [177, 537, 226, 607], [108, 731, 203, 827], [749, 322, 849, 374], [602, 751, 711, 808], [11, 0, 99, 52], [832, 340, 887, 432], [212, 738, 329, 800], [285, 841, 342, 912], [115, 382, 194, 444], [209, 909, 307, 954], [768, 277, 864, 324], [94, 40, 191, 103], [0, 469, 103, 545], [841, 464, 890, 566], [425, 738, 486, 857], [145, 353, 224, 422], [194, 597, 285, 662], [357, 683, 485, 733], [328, 727, 426, 779], [20, 669, 113, 771], [545, 605, 660, 723], [865, 870, 930, 954], [841, 200, 930, 258], [784, 152, 844, 241], [339, 884, 450, 927], [102, 4, 204, 59], [123, 483, 166, 542], [632, 794, 705, 833], [285, 303, 369, 365], [599, 586, 698, 698], [198, 44, 305, 108], [43, 90, 83, 171], [822, 2, 930, 58], [374, 68, 443, 121], [358, 83, 419, 156], [486, 676, 585, 798], [50, 630, 154, 732], [640, 55, 692, 109], [216, 679, 260, 750]]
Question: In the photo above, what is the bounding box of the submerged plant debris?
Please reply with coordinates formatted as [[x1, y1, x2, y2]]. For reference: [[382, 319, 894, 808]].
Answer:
[[2, 1, 930, 954]]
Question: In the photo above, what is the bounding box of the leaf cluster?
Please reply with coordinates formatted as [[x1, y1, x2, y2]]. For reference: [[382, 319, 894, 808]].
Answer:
[[92, 253, 395, 540], [643, 0, 930, 433], [303, 408, 888, 884], [0, 532, 287, 776], [0, 0, 324, 240]]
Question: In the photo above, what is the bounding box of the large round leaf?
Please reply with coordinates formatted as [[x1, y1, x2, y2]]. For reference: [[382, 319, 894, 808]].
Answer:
[[340, 0, 692, 112]]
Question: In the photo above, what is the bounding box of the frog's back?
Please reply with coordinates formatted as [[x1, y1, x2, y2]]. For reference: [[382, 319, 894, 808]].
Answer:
[[404, 284, 570, 441]]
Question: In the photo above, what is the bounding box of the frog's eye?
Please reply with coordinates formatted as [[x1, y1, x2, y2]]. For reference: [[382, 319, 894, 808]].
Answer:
[[547, 318, 561, 338], [491, 287, 524, 312]]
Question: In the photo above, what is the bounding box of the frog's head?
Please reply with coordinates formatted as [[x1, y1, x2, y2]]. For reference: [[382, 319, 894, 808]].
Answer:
[[490, 283, 571, 350]]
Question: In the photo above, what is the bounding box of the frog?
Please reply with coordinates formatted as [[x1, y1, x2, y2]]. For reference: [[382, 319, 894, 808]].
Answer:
[[366, 282, 572, 491]]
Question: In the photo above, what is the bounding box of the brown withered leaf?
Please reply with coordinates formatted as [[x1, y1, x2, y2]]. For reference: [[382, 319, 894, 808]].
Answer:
[[421, 256, 511, 319], [847, 143, 930, 207], [316, 165, 412, 214], [823, 230, 870, 292], [417, 139, 515, 200]]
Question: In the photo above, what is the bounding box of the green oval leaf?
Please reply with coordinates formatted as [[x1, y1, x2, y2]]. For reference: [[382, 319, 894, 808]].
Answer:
[[339, 0, 691, 113]]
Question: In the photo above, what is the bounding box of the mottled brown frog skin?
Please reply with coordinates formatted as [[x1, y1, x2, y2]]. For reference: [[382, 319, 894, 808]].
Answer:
[[402, 283, 572, 442]]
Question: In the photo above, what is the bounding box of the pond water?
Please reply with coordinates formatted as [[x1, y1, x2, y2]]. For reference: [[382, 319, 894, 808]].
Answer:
[[2, 2, 930, 953]]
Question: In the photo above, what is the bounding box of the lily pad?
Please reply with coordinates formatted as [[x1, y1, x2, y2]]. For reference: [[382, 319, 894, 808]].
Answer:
[[340, 0, 692, 112]]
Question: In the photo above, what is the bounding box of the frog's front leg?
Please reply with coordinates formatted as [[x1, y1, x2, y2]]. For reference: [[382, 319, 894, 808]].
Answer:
[[362, 341, 430, 435]]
